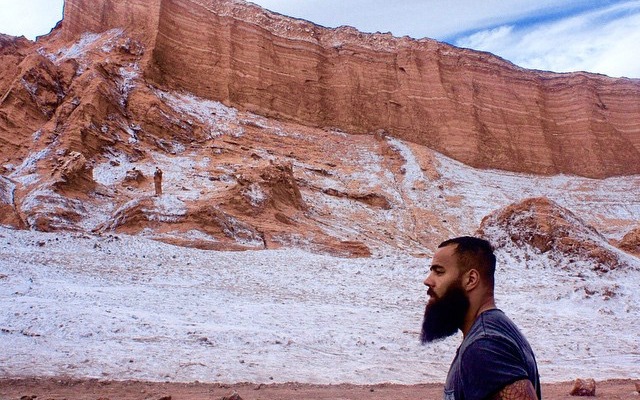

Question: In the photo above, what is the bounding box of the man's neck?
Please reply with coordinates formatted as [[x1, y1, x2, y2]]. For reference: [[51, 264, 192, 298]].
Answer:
[[461, 296, 496, 337]]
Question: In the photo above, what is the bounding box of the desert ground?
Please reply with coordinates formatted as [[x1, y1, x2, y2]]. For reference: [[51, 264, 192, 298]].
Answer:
[[2, 378, 640, 400]]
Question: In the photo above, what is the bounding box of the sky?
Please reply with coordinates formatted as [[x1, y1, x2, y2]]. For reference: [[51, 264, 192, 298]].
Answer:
[[0, 0, 638, 78]]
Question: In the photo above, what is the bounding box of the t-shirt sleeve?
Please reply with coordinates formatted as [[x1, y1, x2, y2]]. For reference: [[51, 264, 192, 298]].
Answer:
[[460, 336, 530, 400]]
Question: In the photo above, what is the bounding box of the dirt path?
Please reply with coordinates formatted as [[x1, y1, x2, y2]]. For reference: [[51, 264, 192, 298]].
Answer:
[[1, 378, 639, 399]]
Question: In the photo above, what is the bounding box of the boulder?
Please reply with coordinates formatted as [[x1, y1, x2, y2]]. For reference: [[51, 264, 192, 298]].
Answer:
[[570, 378, 596, 396], [221, 391, 243, 400]]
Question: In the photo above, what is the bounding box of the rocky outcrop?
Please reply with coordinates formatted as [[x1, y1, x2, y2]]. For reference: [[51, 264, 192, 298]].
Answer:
[[88, 157, 371, 256], [122, 167, 146, 186], [95, 197, 267, 251], [51, 151, 96, 193], [0, 176, 25, 228], [58, 0, 640, 179], [0, 34, 33, 93], [227, 160, 306, 216], [619, 227, 640, 257], [0, 52, 63, 161], [478, 197, 632, 273], [320, 188, 391, 210]]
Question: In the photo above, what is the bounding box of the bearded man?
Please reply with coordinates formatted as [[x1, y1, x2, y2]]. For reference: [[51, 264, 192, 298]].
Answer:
[[421, 236, 541, 400]]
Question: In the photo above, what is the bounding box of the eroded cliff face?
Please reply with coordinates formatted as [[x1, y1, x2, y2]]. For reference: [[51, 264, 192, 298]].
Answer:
[[61, 0, 161, 45], [58, 0, 640, 179]]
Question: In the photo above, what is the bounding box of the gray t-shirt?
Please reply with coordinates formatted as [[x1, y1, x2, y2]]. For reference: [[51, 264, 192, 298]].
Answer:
[[444, 309, 541, 400]]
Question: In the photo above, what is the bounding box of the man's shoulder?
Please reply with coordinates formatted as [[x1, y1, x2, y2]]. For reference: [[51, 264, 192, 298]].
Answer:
[[460, 309, 536, 372], [471, 309, 521, 337], [455, 310, 541, 400]]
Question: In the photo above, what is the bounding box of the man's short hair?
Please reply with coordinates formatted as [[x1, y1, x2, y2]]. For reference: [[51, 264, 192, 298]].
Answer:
[[438, 236, 496, 288]]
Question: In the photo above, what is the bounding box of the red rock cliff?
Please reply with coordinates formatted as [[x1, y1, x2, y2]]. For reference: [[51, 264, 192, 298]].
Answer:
[[61, 0, 640, 178]]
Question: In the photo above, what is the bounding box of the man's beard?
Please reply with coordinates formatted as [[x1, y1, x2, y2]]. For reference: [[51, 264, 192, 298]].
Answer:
[[420, 281, 470, 344]]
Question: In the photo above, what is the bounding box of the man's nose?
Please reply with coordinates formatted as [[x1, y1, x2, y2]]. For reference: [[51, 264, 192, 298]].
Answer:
[[424, 273, 433, 288]]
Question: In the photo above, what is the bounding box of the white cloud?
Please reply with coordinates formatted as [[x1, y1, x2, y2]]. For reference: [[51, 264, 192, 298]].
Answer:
[[454, 1, 640, 78]]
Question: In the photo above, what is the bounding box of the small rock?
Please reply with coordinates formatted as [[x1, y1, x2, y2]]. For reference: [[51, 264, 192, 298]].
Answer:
[[221, 391, 243, 400], [157, 396, 172, 400], [124, 168, 145, 183], [570, 378, 596, 396]]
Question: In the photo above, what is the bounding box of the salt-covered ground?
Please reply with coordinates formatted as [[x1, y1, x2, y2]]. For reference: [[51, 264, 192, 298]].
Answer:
[[1, 225, 638, 384]]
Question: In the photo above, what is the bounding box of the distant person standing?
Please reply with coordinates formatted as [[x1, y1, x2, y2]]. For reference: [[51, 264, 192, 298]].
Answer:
[[421, 236, 541, 400], [153, 167, 163, 196]]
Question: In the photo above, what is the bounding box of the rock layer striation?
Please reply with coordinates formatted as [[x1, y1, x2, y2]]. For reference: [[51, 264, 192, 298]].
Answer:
[[59, 0, 640, 178]]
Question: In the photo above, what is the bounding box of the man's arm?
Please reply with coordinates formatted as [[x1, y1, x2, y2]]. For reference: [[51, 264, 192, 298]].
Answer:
[[489, 379, 538, 400]]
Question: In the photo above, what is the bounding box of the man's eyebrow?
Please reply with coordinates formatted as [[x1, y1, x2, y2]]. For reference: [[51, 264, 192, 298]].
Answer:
[[430, 264, 445, 271]]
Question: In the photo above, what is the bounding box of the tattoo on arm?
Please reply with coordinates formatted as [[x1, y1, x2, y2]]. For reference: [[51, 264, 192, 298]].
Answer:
[[489, 379, 538, 400]]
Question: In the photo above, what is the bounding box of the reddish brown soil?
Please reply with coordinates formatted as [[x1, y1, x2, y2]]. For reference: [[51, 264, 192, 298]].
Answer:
[[1, 378, 638, 399]]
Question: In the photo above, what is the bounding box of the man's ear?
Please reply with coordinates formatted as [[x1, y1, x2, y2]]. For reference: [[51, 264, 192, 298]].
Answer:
[[463, 269, 480, 291]]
